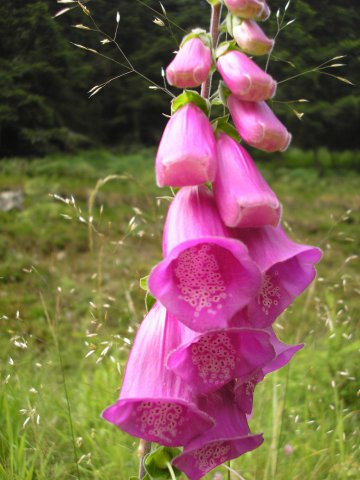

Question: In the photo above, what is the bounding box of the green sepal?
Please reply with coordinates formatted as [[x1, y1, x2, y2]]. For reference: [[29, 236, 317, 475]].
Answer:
[[210, 81, 231, 107], [139, 275, 149, 291], [215, 40, 238, 59], [145, 291, 156, 312], [144, 447, 182, 479], [181, 29, 212, 49], [171, 90, 210, 116], [214, 118, 241, 143], [206, 0, 221, 6], [225, 12, 242, 38]]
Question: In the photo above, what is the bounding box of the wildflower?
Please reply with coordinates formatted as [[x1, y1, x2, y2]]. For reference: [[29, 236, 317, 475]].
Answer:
[[217, 50, 276, 101], [102, 303, 214, 446], [224, 0, 270, 21], [173, 387, 263, 480], [155, 103, 217, 187], [231, 225, 322, 328], [213, 133, 281, 228], [148, 186, 262, 332], [228, 96, 292, 152], [233, 19, 274, 56], [167, 323, 275, 394], [234, 328, 303, 414], [166, 37, 212, 88]]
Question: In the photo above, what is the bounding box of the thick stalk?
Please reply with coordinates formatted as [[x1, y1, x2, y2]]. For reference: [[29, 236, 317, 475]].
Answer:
[[201, 2, 223, 99], [138, 439, 151, 479]]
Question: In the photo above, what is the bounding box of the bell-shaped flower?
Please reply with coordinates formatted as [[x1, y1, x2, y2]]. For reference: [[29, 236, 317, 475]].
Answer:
[[228, 95, 292, 152], [231, 225, 322, 328], [155, 103, 217, 187], [166, 37, 212, 89], [148, 186, 262, 332], [167, 324, 275, 394], [217, 50, 276, 102], [173, 387, 263, 480], [224, 0, 270, 21], [235, 328, 303, 414], [102, 303, 214, 446], [213, 133, 281, 228], [233, 19, 274, 55]]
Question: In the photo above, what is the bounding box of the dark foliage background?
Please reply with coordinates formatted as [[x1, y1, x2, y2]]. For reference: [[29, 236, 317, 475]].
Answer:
[[0, 0, 359, 157]]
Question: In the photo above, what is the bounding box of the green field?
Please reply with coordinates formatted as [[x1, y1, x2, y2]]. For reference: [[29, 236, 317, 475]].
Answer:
[[0, 150, 359, 479]]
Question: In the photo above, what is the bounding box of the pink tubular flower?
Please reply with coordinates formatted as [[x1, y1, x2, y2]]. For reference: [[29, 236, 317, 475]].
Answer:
[[231, 225, 322, 328], [213, 133, 281, 228], [233, 19, 274, 56], [155, 103, 217, 187], [235, 328, 303, 415], [217, 51, 276, 102], [167, 324, 275, 394], [173, 387, 263, 480], [148, 186, 262, 332], [228, 95, 292, 152], [224, 0, 270, 21], [166, 37, 212, 88], [102, 303, 214, 446]]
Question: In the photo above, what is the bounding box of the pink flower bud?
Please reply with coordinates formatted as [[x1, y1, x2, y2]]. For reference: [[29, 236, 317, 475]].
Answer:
[[213, 133, 281, 228], [283, 444, 294, 456], [166, 37, 212, 88], [224, 0, 270, 21], [228, 95, 292, 152], [155, 103, 217, 187], [233, 19, 274, 56], [217, 51, 276, 102]]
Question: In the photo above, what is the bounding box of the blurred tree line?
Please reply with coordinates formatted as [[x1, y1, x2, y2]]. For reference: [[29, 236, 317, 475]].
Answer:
[[0, 0, 358, 157]]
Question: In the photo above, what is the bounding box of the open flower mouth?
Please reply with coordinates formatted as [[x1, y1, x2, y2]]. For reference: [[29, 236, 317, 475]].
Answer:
[[102, 398, 214, 447], [149, 237, 261, 332]]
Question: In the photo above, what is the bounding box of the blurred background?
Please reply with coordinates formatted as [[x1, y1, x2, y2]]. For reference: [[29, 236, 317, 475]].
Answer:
[[0, 1, 359, 479]]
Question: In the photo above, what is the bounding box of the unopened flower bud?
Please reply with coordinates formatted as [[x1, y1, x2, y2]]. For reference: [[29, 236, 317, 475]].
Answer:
[[224, 0, 270, 21], [233, 19, 274, 56], [155, 103, 217, 187], [217, 50, 276, 102], [228, 95, 292, 152], [166, 37, 212, 89]]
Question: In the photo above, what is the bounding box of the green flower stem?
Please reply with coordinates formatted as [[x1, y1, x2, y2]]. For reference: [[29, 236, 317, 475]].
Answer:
[[201, 2, 223, 99], [138, 440, 152, 479]]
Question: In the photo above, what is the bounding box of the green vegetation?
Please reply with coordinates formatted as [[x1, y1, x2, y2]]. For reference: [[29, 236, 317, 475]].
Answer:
[[0, 150, 359, 479]]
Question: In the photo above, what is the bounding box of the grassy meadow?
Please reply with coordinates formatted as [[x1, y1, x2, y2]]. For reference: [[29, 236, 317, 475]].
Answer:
[[0, 149, 359, 480]]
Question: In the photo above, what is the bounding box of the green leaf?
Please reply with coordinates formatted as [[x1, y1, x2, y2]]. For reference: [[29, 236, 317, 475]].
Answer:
[[171, 91, 210, 116], [139, 275, 149, 291], [145, 291, 156, 312], [144, 447, 182, 479]]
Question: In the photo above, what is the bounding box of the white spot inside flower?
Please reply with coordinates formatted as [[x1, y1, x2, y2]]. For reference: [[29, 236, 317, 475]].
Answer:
[[174, 244, 227, 317]]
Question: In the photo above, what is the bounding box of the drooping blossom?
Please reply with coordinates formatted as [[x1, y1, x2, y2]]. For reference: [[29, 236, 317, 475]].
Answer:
[[224, 0, 270, 21], [230, 225, 322, 328], [233, 19, 274, 55], [217, 50, 276, 102], [148, 186, 262, 332], [167, 324, 275, 394], [173, 387, 263, 480], [228, 95, 292, 152], [213, 133, 281, 228], [102, 303, 214, 446], [234, 327, 303, 415], [166, 37, 212, 88], [155, 103, 217, 187]]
